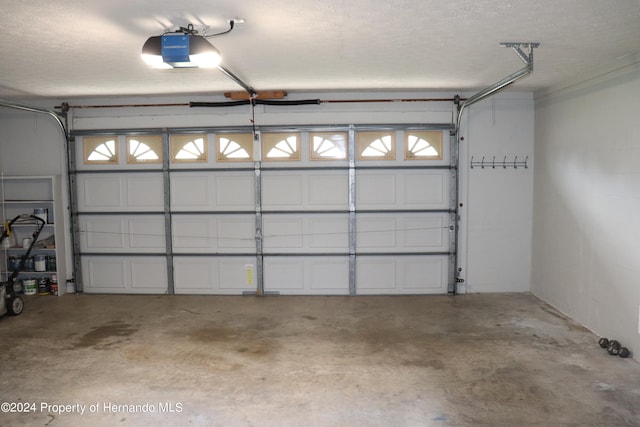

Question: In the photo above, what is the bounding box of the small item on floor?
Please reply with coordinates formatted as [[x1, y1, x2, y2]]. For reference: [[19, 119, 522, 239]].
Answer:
[[23, 279, 37, 295], [50, 275, 58, 296], [607, 340, 621, 356], [37, 278, 50, 295], [599, 337, 631, 359], [66, 280, 75, 294]]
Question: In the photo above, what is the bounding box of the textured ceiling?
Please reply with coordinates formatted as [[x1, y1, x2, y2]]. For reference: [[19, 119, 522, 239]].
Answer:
[[0, 0, 639, 99]]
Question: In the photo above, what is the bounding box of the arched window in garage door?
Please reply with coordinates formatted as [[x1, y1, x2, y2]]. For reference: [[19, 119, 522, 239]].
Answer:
[[126, 135, 162, 163], [356, 131, 395, 160], [263, 132, 301, 161], [310, 132, 348, 160], [405, 131, 443, 160], [84, 136, 118, 164], [216, 133, 253, 161], [171, 134, 207, 162]]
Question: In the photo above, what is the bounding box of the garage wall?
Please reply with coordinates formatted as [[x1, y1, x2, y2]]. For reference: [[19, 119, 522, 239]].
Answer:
[[0, 91, 535, 292], [463, 94, 534, 292], [532, 57, 640, 357]]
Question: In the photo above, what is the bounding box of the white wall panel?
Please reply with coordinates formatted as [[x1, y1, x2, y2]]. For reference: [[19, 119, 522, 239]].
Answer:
[[356, 213, 448, 252], [172, 215, 255, 253], [82, 256, 167, 293], [79, 215, 165, 253], [356, 170, 448, 210], [464, 94, 534, 293], [262, 171, 348, 210], [356, 255, 448, 294], [170, 172, 254, 211], [264, 256, 350, 295], [263, 214, 349, 253], [173, 256, 257, 294], [77, 173, 163, 212]]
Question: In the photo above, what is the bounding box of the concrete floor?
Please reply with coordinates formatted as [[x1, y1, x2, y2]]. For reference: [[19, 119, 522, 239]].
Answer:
[[0, 293, 639, 427]]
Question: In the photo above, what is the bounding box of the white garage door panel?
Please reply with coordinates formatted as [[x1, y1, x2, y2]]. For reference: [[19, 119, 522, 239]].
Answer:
[[264, 256, 350, 295], [403, 172, 446, 206], [78, 177, 120, 209], [75, 126, 453, 296], [307, 174, 349, 207], [131, 258, 168, 288], [356, 170, 449, 209], [83, 258, 126, 291], [80, 215, 165, 252], [171, 175, 209, 208], [265, 259, 304, 290], [262, 174, 302, 207], [263, 214, 349, 253], [170, 172, 254, 211], [173, 256, 257, 294], [172, 215, 255, 253], [216, 174, 255, 208], [82, 256, 167, 293], [356, 258, 396, 290], [357, 174, 397, 205], [127, 175, 165, 208], [77, 173, 164, 211], [262, 171, 348, 210], [356, 213, 449, 252], [356, 255, 448, 294]]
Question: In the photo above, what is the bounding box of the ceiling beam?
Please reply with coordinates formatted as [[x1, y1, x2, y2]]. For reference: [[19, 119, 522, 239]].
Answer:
[[224, 90, 288, 100]]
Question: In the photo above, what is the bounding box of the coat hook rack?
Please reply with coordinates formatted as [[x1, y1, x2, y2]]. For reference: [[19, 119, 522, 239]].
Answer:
[[470, 155, 528, 169]]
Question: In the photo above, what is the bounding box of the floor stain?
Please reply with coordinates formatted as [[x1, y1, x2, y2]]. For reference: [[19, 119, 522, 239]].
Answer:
[[73, 321, 138, 349], [187, 326, 240, 343], [184, 325, 279, 358], [402, 359, 445, 370]]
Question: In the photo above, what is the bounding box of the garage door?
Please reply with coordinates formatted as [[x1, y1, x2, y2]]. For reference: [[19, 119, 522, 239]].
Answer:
[[72, 125, 455, 295]]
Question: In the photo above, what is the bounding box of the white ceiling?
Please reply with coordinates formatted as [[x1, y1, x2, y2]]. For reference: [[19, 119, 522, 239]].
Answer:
[[1, 0, 639, 100]]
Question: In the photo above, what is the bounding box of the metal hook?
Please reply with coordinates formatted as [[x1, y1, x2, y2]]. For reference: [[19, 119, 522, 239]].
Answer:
[[492, 156, 496, 169], [503, 156, 507, 169], [524, 155, 529, 169], [481, 156, 485, 169], [513, 155, 518, 169], [470, 156, 474, 169]]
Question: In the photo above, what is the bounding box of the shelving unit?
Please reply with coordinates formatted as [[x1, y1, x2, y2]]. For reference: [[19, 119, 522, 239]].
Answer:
[[1, 176, 67, 295]]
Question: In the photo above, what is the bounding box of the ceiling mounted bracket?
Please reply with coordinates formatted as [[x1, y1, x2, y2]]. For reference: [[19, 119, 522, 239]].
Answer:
[[456, 41, 540, 130], [500, 42, 540, 67]]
